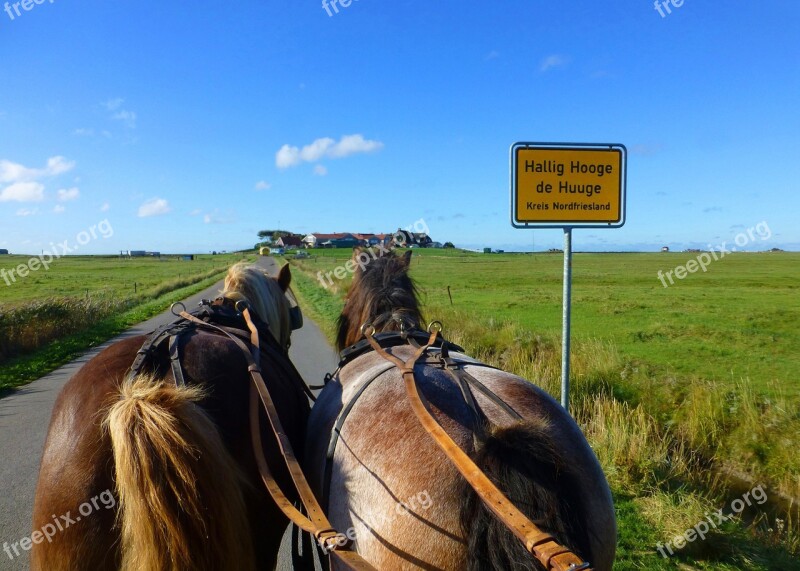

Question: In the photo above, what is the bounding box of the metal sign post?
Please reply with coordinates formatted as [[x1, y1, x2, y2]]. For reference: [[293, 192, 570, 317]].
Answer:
[[510, 142, 627, 414], [561, 228, 573, 411]]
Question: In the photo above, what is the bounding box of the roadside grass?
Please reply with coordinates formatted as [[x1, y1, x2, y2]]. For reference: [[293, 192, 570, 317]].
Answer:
[[0, 254, 251, 391], [0, 254, 238, 304], [285, 249, 800, 569]]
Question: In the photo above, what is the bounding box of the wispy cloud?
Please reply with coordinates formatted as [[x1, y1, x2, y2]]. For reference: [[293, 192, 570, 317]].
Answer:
[[103, 98, 137, 129], [0, 182, 45, 203], [313, 165, 328, 176], [100, 202, 111, 212], [484, 50, 500, 61], [0, 156, 75, 184], [112, 109, 137, 129], [57, 187, 80, 202], [203, 209, 236, 224], [540, 54, 569, 72], [276, 134, 384, 169], [16, 207, 39, 217], [138, 197, 171, 217], [103, 98, 124, 111], [254, 180, 271, 191], [53, 204, 65, 213], [630, 143, 664, 156]]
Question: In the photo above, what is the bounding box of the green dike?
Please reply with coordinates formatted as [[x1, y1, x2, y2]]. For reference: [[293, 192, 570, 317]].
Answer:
[[0, 272, 228, 392], [286, 250, 800, 569]]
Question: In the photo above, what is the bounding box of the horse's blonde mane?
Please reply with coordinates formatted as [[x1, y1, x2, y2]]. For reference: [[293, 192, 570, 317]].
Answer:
[[221, 263, 290, 349]]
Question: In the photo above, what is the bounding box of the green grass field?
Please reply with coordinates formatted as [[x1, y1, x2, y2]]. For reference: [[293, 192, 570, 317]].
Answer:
[[0, 253, 250, 390], [0, 254, 241, 305], [286, 247, 800, 569], [297, 248, 800, 397]]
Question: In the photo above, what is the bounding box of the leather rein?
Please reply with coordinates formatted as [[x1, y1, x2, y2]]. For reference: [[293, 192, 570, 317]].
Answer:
[[360, 323, 593, 571]]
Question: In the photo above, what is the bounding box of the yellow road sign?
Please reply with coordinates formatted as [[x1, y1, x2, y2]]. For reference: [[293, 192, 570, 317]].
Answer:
[[511, 143, 627, 228]]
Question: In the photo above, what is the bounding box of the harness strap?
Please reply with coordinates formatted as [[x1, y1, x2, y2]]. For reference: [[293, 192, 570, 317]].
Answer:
[[364, 330, 592, 571], [177, 310, 376, 571], [168, 335, 187, 387], [322, 361, 396, 512]]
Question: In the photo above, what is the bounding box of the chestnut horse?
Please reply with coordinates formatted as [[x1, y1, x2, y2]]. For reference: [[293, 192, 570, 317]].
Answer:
[[306, 249, 616, 570], [31, 262, 309, 570]]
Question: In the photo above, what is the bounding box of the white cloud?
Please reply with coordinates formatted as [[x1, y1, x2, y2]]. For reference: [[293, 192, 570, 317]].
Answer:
[[103, 98, 136, 129], [103, 98, 125, 111], [0, 156, 75, 184], [189, 208, 202, 216], [138, 198, 171, 217], [540, 54, 569, 72], [255, 180, 271, 191], [100, 202, 111, 212], [113, 110, 137, 129], [16, 207, 39, 217], [276, 134, 384, 169], [313, 164, 328, 176], [0, 182, 45, 202], [57, 187, 80, 202], [53, 204, 65, 213], [203, 209, 236, 224], [74, 128, 94, 136]]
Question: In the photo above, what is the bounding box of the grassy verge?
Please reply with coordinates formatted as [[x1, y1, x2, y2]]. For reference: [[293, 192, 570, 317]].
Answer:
[[285, 252, 800, 569], [0, 267, 243, 392]]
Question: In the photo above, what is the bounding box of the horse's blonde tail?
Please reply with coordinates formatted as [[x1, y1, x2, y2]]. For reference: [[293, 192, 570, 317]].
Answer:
[[104, 375, 255, 571]]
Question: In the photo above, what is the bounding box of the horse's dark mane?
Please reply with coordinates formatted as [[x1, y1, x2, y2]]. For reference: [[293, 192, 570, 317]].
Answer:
[[336, 250, 423, 350]]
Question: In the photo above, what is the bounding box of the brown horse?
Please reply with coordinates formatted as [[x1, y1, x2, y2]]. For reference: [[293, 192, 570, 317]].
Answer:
[[306, 249, 616, 570], [31, 262, 309, 570]]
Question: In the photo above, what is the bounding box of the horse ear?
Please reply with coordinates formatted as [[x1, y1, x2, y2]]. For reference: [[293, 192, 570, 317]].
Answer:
[[402, 250, 413, 267], [352, 246, 364, 260], [277, 263, 291, 291]]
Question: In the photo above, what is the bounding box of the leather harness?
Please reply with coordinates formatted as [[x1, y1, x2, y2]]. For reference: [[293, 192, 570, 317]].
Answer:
[[127, 301, 592, 571], [126, 299, 376, 570], [345, 324, 594, 571]]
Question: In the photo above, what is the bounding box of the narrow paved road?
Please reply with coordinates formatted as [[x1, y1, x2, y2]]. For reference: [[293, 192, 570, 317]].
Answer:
[[0, 257, 337, 570]]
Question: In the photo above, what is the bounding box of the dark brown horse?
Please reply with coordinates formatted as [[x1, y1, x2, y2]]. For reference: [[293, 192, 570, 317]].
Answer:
[[306, 249, 616, 570], [31, 262, 309, 570]]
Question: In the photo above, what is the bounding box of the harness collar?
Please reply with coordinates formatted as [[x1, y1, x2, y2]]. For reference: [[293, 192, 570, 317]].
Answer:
[[337, 330, 464, 368]]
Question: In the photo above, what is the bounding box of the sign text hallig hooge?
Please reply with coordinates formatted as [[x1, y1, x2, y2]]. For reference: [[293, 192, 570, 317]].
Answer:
[[511, 144, 627, 228]]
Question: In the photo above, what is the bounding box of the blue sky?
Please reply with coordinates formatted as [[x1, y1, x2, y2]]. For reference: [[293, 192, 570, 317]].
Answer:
[[0, 1, 798, 254]]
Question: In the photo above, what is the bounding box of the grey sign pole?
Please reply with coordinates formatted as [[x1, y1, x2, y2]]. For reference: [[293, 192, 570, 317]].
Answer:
[[561, 228, 573, 412]]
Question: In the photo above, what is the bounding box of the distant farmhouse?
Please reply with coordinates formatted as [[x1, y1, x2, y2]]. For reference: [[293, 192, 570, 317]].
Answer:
[[302, 230, 440, 249], [128, 250, 161, 257], [0, 249, 8, 255], [276, 235, 304, 249]]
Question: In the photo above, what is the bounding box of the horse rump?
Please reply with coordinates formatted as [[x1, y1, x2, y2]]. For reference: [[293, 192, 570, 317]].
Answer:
[[460, 420, 592, 571], [104, 374, 255, 571]]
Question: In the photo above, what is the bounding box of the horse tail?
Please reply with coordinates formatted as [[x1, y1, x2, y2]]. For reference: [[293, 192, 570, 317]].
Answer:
[[460, 420, 592, 571], [104, 374, 255, 571]]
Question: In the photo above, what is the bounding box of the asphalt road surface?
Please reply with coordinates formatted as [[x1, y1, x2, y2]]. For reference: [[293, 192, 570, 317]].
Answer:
[[0, 257, 337, 570]]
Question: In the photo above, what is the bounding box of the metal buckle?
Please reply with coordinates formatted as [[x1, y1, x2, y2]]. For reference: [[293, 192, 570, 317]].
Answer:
[[170, 302, 186, 316]]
